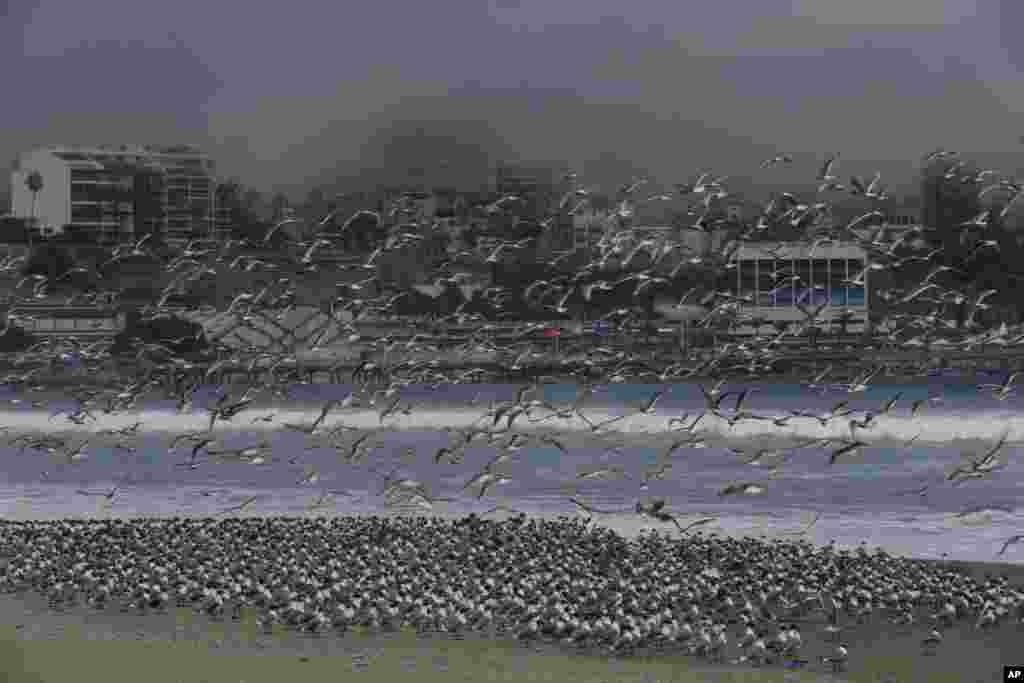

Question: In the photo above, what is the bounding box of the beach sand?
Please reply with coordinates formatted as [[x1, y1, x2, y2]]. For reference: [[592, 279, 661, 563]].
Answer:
[[0, 549, 1019, 683]]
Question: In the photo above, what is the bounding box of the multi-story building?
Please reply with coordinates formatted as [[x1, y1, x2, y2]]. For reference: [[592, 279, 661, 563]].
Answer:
[[10, 144, 230, 245]]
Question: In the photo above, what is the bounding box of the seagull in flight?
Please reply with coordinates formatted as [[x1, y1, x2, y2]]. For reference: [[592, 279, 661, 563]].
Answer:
[[803, 364, 833, 392], [698, 382, 738, 411], [219, 495, 261, 514], [576, 411, 628, 433], [538, 433, 569, 453], [828, 439, 868, 465], [718, 481, 766, 497], [76, 481, 125, 503], [463, 470, 513, 499], [568, 497, 631, 515], [282, 399, 337, 434], [667, 412, 705, 433], [837, 367, 883, 393], [978, 372, 1019, 400], [632, 390, 667, 415], [577, 464, 631, 481], [996, 534, 1024, 557], [946, 431, 1011, 484], [761, 154, 793, 169], [635, 498, 710, 533], [818, 154, 840, 181]]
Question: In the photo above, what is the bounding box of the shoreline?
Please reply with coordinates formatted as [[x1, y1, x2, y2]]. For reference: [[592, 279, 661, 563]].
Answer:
[[1, 509, 1022, 570], [3, 345, 1022, 389], [0, 526, 1021, 683], [0, 367, 999, 391]]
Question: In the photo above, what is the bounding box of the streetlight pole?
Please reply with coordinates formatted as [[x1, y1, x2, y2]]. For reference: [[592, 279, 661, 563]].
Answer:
[[210, 180, 218, 240]]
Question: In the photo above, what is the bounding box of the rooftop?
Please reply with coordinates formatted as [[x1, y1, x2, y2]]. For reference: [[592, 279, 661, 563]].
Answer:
[[733, 240, 867, 260]]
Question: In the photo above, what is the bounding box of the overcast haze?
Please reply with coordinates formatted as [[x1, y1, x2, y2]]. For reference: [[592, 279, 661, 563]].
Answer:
[[2, 0, 1022, 199]]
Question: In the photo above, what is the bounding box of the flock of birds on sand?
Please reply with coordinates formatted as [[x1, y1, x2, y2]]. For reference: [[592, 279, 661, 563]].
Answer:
[[1, 149, 1024, 675], [1, 514, 1023, 675]]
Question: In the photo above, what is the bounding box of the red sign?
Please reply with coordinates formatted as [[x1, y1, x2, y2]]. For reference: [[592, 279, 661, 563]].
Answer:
[[543, 327, 562, 338]]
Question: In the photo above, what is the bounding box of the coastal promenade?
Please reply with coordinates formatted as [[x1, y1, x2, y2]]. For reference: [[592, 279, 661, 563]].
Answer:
[[5, 342, 1024, 390]]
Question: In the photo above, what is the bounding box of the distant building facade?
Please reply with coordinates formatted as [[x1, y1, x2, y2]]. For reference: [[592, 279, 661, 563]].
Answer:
[[883, 196, 922, 228], [730, 240, 870, 336], [493, 161, 564, 218], [9, 303, 124, 339], [572, 209, 614, 249], [10, 144, 230, 245]]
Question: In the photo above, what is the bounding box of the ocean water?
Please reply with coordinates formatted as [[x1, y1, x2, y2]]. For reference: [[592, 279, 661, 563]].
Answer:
[[0, 376, 1022, 564]]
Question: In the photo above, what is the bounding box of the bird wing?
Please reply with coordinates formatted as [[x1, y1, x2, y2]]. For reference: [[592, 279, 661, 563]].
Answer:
[[568, 497, 628, 514]]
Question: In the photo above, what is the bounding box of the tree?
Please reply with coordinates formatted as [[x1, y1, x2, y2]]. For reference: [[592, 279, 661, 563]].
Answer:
[[243, 188, 264, 213], [270, 193, 290, 222], [131, 169, 165, 242], [216, 180, 269, 242], [25, 170, 42, 246], [920, 156, 981, 264], [306, 187, 325, 210], [920, 156, 1024, 323], [22, 243, 77, 281], [111, 311, 208, 356]]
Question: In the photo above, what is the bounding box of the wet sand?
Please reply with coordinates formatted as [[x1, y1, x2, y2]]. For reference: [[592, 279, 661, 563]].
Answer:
[[0, 551, 1020, 683]]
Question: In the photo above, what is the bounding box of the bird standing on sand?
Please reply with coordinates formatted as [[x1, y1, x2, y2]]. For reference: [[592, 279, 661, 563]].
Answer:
[[821, 644, 848, 673]]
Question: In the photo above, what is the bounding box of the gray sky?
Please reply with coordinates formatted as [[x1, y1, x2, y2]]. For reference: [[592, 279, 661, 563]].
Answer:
[[2, 0, 1022, 200]]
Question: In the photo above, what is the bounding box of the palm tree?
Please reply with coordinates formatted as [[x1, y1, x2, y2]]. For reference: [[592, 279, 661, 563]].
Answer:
[[25, 170, 42, 247]]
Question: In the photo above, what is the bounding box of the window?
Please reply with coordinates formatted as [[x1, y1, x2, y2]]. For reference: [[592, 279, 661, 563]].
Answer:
[[71, 185, 98, 202], [70, 169, 101, 181], [738, 259, 757, 298], [755, 259, 775, 305], [71, 206, 103, 222], [790, 259, 811, 305], [807, 259, 824, 298]]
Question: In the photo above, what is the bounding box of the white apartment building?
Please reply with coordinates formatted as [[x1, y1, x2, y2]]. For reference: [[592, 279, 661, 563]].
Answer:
[[10, 144, 230, 245]]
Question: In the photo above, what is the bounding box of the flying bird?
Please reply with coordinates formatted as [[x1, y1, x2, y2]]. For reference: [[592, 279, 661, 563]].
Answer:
[[718, 481, 766, 497], [828, 440, 868, 465], [996, 534, 1024, 557]]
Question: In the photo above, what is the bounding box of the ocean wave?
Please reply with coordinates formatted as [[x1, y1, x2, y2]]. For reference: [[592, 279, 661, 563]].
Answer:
[[1, 401, 1019, 447]]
